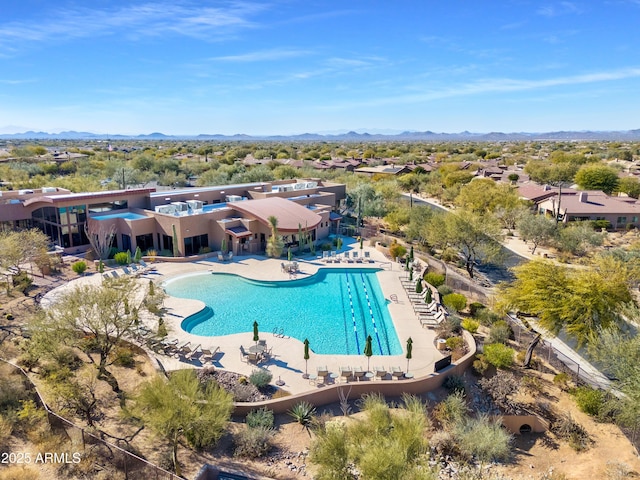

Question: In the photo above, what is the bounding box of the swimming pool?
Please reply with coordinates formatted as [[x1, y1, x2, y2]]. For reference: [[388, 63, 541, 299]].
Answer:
[[164, 268, 402, 356], [93, 212, 148, 221]]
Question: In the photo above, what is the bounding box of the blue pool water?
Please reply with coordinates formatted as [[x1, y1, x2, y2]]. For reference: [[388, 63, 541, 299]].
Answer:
[[202, 203, 228, 212], [164, 268, 402, 355], [93, 212, 147, 221]]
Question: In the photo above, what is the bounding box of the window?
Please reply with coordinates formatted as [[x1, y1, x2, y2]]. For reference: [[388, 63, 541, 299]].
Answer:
[[122, 234, 131, 252], [617, 216, 627, 224], [135, 233, 154, 252], [162, 234, 173, 253], [184, 233, 208, 256]]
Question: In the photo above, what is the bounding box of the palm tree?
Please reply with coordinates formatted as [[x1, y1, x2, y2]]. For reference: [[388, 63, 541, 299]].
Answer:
[[266, 215, 284, 258]]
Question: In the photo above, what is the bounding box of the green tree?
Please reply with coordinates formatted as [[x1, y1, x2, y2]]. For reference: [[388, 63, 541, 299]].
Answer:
[[516, 212, 558, 254], [497, 257, 632, 346], [136, 370, 233, 476], [266, 215, 284, 258], [525, 161, 578, 222], [426, 210, 503, 278], [36, 276, 144, 396], [0, 229, 50, 294], [574, 164, 620, 194], [555, 222, 604, 256], [617, 176, 640, 199]]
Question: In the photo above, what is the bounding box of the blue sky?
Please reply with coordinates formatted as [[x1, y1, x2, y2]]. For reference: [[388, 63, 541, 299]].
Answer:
[[1, 1, 640, 135]]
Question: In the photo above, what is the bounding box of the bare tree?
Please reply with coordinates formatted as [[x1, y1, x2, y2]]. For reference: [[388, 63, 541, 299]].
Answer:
[[84, 221, 116, 260]]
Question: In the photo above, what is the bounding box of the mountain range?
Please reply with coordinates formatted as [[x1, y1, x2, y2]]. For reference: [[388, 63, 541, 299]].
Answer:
[[2, 129, 640, 142]]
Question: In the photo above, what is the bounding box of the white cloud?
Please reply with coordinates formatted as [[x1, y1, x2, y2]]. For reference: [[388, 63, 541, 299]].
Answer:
[[537, 2, 583, 16], [0, 1, 268, 54], [210, 48, 310, 62]]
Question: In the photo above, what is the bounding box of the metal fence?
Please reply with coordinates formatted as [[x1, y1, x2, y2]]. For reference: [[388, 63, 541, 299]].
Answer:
[[0, 358, 181, 480], [504, 314, 601, 389]]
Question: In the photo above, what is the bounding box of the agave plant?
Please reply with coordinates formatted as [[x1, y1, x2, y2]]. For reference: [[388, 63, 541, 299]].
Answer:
[[288, 401, 316, 427]]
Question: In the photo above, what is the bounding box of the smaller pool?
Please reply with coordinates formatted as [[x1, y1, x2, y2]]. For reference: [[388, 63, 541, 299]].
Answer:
[[93, 212, 148, 221], [202, 203, 229, 212]]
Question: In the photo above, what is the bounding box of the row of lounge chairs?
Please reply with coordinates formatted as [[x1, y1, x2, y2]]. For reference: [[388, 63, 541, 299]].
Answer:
[[400, 276, 447, 328], [103, 260, 156, 280], [321, 250, 374, 263], [148, 337, 220, 364], [312, 365, 408, 383]]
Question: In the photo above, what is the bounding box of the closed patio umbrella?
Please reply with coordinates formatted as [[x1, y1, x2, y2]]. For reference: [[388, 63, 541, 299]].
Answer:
[[303, 338, 310, 378], [253, 321, 259, 346], [364, 335, 373, 372], [406, 337, 413, 373]]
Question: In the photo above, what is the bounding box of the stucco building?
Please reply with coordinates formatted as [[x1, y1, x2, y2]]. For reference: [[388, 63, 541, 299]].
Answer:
[[0, 179, 346, 256]]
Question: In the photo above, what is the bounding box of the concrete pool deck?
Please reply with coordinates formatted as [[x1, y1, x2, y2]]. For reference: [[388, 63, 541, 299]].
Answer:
[[50, 245, 447, 396]]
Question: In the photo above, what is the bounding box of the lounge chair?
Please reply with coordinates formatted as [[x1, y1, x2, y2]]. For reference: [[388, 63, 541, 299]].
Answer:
[[218, 253, 225, 261], [240, 345, 249, 362], [331, 251, 339, 262], [353, 366, 366, 381], [344, 252, 352, 263], [317, 366, 329, 383], [111, 271, 119, 278], [139, 259, 156, 271], [391, 366, 404, 379], [364, 251, 373, 262], [340, 366, 353, 382], [122, 266, 132, 275], [352, 251, 358, 261], [174, 341, 191, 358], [200, 347, 217, 363], [374, 366, 387, 380], [227, 252, 233, 261], [355, 252, 364, 263], [322, 251, 330, 262]]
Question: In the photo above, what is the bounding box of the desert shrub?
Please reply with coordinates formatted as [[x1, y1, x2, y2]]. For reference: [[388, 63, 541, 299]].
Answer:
[[469, 302, 486, 317], [232, 384, 255, 402], [553, 372, 571, 390], [443, 293, 467, 312], [437, 315, 462, 338], [16, 400, 47, 432], [461, 318, 479, 334], [479, 371, 520, 410], [553, 413, 591, 451], [389, 241, 407, 260], [483, 343, 514, 369], [437, 284, 453, 296], [432, 392, 468, 429], [234, 425, 275, 458], [11, 271, 32, 294], [0, 466, 41, 480], [111, 347, 136, 368], [249, 369, 273, 389], [572, 387, 605, 417], [71, 261, 87, 275], [51, 347, 81, 370], [246, 407, 274, 429], [429, 430, 458, 457], [476, 308, 501, 326], [488, 320, 512, 344], [0, 367, 28, 412], [591, 219, 612, 230], [423, 272, 445, 287], [288, 401, 316, 426], [443, 375, 465, 394], [113, 252, 129, 265], [473, 354, 490, 376], [445, 336, 464, 351], [455, 414, 512, 463], [521, 375, 544, 394]]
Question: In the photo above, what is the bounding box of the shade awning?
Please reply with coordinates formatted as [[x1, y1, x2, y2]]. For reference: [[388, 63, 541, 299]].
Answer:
[[225, 226, 253, 237], [329, 212, 343, 221]]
